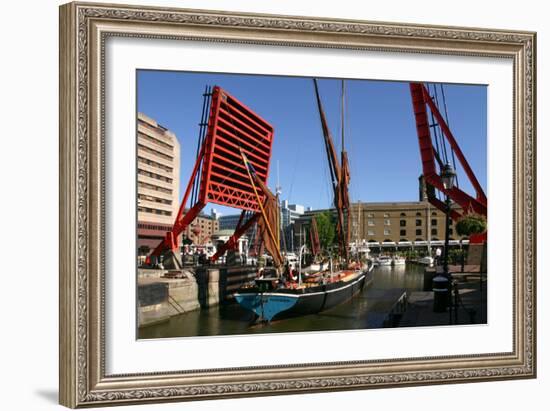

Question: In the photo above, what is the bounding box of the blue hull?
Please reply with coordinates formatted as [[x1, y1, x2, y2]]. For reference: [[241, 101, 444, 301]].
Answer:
[[235, 269, 369, 322], [234, 293, 299, 322]]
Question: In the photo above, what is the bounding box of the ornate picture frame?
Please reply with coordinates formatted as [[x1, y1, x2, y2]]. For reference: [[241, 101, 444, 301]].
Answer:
[[59, 2, 536, 407]]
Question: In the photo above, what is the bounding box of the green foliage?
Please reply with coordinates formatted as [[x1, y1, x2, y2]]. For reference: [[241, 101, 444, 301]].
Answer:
[[448, 248, 468, 265], [315, 211, 336, 250], [456, 214, 487, 237], [404, 249, 419, 259]]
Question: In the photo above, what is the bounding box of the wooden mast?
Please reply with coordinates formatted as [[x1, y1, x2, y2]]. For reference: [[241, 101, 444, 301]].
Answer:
[[313, 79, 350, 262]]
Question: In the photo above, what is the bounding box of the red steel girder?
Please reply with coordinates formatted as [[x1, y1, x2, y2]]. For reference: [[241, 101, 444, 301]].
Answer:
[[211, 212, 260, 262], [152, 85, 274, 257], [410, 83, 487, 220], [199, 86, 274, 212]]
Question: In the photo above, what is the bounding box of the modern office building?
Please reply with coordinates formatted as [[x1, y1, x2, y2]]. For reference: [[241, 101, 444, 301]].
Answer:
[[218, 213, 256, 248], [218, 200, 308, 253], [136, 112, 180, 255], [281, 201, 305, 228], [218, 214, 244, 231], [280, 200, 306, 251]]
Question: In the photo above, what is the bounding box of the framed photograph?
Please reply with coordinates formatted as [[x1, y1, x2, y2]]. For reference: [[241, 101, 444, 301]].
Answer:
[[59, 2, 536, 407]]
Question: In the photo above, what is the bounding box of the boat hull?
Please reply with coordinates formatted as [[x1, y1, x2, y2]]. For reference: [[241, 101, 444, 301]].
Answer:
[[376, 261, 392, 266], [234, 269, 370, 322]]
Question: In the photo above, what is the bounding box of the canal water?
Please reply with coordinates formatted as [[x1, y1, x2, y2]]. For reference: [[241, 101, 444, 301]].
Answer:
[[138, 264, 426, 339]]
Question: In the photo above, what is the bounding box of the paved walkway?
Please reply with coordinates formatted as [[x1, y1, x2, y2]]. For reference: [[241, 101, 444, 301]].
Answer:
[[365, 288, 407, 328], [397, 276, 487, 327]]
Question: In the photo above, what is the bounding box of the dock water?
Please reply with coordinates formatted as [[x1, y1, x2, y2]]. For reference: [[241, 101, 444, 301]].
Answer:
[[138, 263, 487, 338]]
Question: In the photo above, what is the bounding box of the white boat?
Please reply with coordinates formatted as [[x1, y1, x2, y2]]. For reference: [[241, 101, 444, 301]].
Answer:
[[418, 256, 434, 266], [392, 256, 406, 266], [376, 256, 392, 266]]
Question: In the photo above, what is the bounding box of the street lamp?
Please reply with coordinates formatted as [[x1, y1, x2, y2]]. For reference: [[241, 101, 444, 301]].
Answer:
[[441, 163, 456, 192], [441, 163, 456, 323]]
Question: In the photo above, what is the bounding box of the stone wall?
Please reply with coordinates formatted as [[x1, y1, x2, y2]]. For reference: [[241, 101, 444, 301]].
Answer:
[[137, 266, 258, 327]]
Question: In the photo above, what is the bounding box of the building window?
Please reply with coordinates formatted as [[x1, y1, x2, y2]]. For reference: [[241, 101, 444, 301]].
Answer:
[[432, 211, 437, 216], [400, 220, 406, 227], [431, 228, 438, 235], [449, 228, 454, 235], [384, 219, 391, 226], [368, 220, 375, 226], [431, 219, 437, 226], [367, 230, 374, 236], [416, 219, 422, 226], [416, 212, 422, 217], [384, 229, 390, 235], [383, 213, 390, 218], [400, 212, 406, 217], [400, 229, 406, 236], [416, 229, 422, 236]]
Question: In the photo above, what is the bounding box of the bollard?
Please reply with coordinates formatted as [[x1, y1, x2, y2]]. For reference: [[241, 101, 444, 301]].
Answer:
[[432, 275, 449, 313]]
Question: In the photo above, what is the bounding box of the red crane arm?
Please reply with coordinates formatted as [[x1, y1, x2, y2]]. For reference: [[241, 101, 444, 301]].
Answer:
[[210, 212, 260, 262], [151, 142, 207, 257], [409, 83, 487, 219], [421, 85, 487, 205]]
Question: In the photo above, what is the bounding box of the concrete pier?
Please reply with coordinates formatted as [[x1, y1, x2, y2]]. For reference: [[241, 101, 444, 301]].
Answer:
[[137, 265, 257, 327]]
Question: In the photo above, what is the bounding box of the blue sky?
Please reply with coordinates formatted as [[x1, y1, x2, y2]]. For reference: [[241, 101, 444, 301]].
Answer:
[[137, 70, 487, 217]]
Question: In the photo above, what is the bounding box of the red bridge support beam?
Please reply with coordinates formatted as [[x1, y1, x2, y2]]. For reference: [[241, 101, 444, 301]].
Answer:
[[151, 85, 275, 260], [409, 83, 487, 220]]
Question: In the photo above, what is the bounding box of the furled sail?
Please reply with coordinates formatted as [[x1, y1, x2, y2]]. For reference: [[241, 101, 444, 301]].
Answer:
[[313, 79, 350, 261], [309, 217, 321, 257], [240, 150, 285, 272], [254, 176, 284, 270]]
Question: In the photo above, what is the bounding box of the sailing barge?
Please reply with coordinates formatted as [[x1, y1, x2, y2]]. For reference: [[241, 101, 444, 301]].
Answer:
[[235, 269, 369, 322], [234, 79, 372, 322]]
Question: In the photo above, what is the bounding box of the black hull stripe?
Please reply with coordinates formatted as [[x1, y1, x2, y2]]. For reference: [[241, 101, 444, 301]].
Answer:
[[235, 272, 367, 299]]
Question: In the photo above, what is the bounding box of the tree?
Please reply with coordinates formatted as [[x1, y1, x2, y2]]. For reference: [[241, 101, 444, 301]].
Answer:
[[314, 211, 336, 251], [456, 213, 487, 237]]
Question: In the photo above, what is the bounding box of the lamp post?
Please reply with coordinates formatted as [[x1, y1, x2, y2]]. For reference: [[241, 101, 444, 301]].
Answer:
[[441, 163, 456, 324]]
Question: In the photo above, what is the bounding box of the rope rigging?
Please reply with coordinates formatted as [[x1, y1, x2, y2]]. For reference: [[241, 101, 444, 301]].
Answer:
[[425, 83, 462, 201], [439, 84, 459, 189], [190, 85, 213, 208]]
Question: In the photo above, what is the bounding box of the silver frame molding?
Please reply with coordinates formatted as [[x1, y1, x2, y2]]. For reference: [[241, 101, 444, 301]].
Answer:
[[59, 2, 536, 408]]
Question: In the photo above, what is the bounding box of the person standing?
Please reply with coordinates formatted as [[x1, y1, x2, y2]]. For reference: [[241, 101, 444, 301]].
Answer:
[[435, 247, 442, 266]]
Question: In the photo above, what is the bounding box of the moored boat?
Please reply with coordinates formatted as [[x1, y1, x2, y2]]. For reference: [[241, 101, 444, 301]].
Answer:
[[418, 256, 434, 266], [233, 79, 369, 322], [392, 256, 406, 266], [235, 265, 372, 322], [376, 255, 392, 266]]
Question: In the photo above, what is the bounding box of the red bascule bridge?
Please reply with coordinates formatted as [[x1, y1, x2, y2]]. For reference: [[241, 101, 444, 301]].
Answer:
[[150, 82, 487, 269], [150, 85, 275, 268]]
